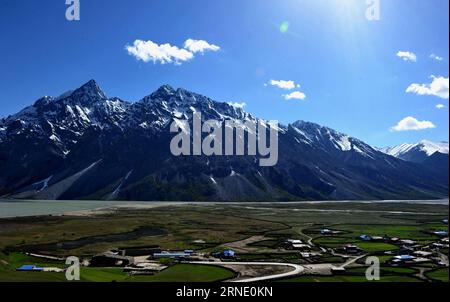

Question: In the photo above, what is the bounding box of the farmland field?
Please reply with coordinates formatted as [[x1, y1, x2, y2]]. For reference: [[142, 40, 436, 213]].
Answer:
[[0, 201, 448, 282]]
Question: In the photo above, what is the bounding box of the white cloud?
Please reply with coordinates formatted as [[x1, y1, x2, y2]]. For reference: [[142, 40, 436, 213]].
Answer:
[[126, 40, 193, 65], [228, 102, 247, 109], [396, 51, 417, 62], [184, 39, 220, 54], [436, 104, 446, 109], [430, 54, 443, 61], [390, 116, 436, 132], [269, 80, 297, 90], [126, 38, 220, 65], [406, 76, 449, 99], [283, 91, 306, 101]]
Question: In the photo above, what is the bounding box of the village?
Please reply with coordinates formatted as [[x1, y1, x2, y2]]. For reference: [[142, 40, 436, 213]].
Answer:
[[14, 219, 449, 282]]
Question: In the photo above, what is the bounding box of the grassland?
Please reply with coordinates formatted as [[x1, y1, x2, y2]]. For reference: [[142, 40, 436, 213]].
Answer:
[[425, 268, 449, 282], [0, 201, 448, 282], [277, 275, 422, 282], [127, 264, 236, 282], [0, 206, 285, 256], [77, 264, 235, 282], [0, 250, 235, 282]]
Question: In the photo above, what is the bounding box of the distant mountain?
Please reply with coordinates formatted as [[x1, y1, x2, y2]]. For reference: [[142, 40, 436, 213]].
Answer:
[[0, 80, 448, 201], [380, 140, 449, 163], [422, 152, 449, 183]]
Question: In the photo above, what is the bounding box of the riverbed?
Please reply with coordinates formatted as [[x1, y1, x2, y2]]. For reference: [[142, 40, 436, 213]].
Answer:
[[0, 199, 448, 218]]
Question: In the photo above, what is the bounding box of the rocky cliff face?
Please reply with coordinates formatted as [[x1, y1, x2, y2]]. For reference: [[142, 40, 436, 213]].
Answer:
[[0, 80, 448, 201]]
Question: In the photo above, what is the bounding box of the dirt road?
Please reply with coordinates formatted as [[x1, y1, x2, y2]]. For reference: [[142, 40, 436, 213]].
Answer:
[[189, 261, 304, 282]]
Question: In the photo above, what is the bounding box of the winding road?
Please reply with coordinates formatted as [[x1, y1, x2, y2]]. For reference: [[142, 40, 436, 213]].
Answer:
[[188, 261, 304, 282]]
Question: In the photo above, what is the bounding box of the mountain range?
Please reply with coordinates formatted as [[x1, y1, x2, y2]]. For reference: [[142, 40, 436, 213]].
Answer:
[[380, 141, 449, 163], [0, 80, 448, 201]]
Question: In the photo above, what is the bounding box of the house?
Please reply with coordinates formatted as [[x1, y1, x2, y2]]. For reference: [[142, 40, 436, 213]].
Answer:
[[123, 262, 167, 275], [432, 242, 446, 248], [223, 250, 236, 258], [283, 239, 306, 250], [43, 267, 64, 273], [120, 247, 162, 257], [400, 239, 416, 246], [359, 235, 372, 241], [212, 250, 236, 259], [398, 247, 413, 254], [372, 236, 384, 242], [331, 267, 346, 275], [392, 255, 416, 264], [124, 262, 167, 273], [433, 231, 449, 237], [300, 252, 311, 258], [286, 239, 303, 244], [342, 245, 363, 255], [321, 229, 333, 235], [387, 247, 412, 256], [153, 252, 190, 259], [411, 244, 424, 251], [413, 258, 432, 264], [413, 251, 433, 257], [292, 244, 311, 251], [16, 265, 43, 272]]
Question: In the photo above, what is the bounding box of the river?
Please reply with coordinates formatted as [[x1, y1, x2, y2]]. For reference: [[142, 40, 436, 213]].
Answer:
[[0, 199, 448, 218]]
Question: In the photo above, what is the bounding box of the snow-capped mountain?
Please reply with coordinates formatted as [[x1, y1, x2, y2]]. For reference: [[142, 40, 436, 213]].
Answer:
[[290, 121, 377, 158], [380, 140, 449, 163], [0, 80, 448, 201], [0, 80, 131, 154]]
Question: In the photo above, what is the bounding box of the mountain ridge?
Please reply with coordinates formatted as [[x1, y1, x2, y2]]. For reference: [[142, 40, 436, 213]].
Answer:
[[380, 140, 449, 163], [0, 80, 448, 201]]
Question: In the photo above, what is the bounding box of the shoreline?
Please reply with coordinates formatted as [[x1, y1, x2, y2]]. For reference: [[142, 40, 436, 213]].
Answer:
[[0, 199, 448, 219]]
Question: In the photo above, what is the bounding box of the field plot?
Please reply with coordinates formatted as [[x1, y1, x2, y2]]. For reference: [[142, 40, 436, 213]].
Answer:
[[0, 201, 448, 282]]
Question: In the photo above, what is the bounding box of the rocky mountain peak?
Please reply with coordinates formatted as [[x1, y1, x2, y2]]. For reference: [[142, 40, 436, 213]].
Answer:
[[0, 81, 448, 201], [150, 84, 176, 100], [70, 79, 107, 101]]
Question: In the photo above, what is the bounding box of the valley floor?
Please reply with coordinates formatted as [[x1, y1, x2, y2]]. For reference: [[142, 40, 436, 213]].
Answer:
[[0, 201, 448, 282]]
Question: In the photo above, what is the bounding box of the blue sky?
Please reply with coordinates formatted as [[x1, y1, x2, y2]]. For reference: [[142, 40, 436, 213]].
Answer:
[[0, 0, 448, 147]]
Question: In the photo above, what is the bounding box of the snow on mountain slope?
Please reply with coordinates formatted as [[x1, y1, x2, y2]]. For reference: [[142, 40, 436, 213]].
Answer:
[[290, 121, 377, 158], [381, 140, 449, 163], [0, 80, 448, 201], [419, 140, 449, 156]]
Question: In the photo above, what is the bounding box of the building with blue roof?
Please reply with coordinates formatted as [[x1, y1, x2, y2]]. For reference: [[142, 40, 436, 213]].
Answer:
[[16, 265, 44, 272], [223, 250, 235, 258], [359, 235, 372, 241], [392, 255, 416, 264], [395, 255, 415, 261]]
